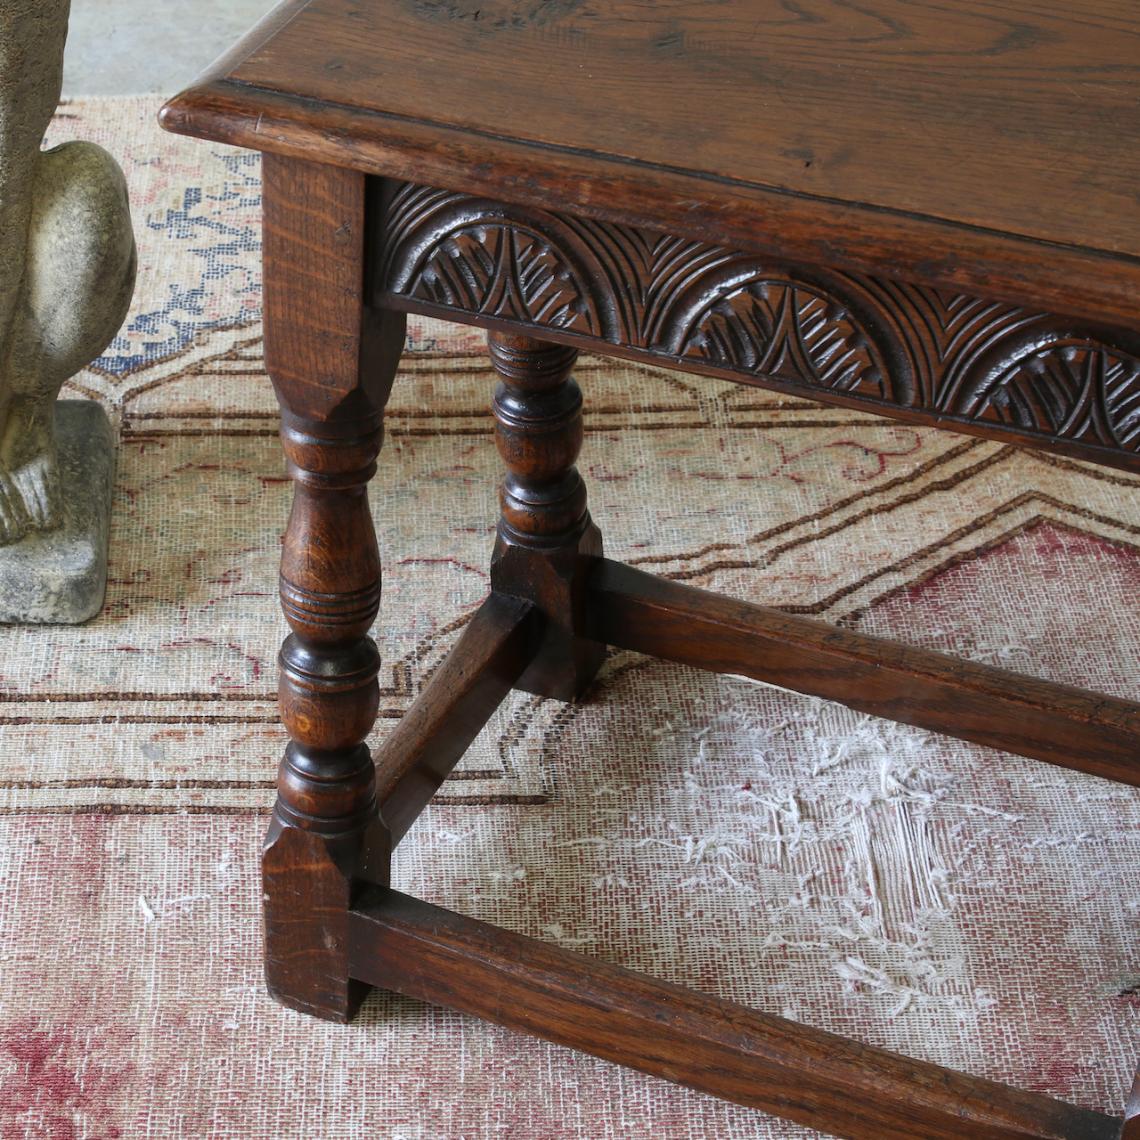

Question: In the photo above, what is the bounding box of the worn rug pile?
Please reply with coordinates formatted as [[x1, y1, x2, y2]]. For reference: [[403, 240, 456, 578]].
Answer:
[[0, 98, 1137, 1139]]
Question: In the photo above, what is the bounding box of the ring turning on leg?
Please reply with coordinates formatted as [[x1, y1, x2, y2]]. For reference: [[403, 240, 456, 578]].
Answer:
[[488, 332, 606, 701]]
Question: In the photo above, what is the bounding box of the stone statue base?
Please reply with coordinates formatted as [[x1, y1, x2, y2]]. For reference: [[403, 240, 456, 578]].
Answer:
[[0, 399, 115, 624]]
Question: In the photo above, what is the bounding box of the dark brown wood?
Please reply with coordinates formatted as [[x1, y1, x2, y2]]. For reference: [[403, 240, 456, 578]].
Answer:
[[587, 558, 1140, 787], [159, 5, 1140, 1129], [1124, 1069, 1140, 1140], [260, 152, 406, 1022], [349, 887, 1121, 1140], [159, 0, 1140, 328], [374, 181, 1140, 473], [488, 332, 606, 700], [375, 592, 537, 847]]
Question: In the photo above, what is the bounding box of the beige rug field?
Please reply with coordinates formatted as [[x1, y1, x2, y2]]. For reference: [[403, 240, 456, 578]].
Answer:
[[0, 97, 1136, 1139]]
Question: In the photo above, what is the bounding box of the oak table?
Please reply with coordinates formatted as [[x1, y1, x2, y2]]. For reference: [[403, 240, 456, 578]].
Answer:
[[160, 2, 1140, 1136]]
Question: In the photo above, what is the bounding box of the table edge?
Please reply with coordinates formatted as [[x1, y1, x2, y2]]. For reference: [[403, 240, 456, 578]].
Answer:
[[159, 77, 1140, 330]]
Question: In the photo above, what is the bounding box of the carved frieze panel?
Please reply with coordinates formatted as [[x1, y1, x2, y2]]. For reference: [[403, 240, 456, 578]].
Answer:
[[373, 181, 1140, 466]]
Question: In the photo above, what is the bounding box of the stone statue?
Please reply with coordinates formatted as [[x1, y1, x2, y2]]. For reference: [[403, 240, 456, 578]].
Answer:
[[0, 0, 135, 619]]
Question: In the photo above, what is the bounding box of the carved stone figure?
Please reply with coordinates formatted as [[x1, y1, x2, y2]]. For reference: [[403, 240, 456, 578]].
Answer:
[[0, 0, 135, 620]]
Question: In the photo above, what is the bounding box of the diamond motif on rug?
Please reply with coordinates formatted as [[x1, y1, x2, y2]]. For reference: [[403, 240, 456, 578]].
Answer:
[[0, 97, 1136, 1139]]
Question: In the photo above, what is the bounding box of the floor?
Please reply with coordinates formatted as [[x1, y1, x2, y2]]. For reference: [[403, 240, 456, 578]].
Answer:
[[8, 93, 1140, 1134], [62, 0, 277, 95], [32, 5, 1140, 1137]]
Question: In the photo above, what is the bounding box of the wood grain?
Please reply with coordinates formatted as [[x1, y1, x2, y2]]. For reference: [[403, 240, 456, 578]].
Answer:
[[588, 559, 1140, 786], [158, 6, 1140, 1124], [374, 180, 1140, 472], [488, 332, 607, 700], [159, 1, 1140, 327], [260, 154, 405, 1021], [349, 887, 1122, 1140], [375, 592, 537, 847]]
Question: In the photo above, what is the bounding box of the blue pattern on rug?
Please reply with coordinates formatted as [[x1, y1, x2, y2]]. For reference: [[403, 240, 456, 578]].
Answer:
[[94, 150, 262, 377]]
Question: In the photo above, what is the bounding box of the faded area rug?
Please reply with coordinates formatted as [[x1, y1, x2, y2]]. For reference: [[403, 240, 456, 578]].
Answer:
[[0, 98, 1137, 1139]]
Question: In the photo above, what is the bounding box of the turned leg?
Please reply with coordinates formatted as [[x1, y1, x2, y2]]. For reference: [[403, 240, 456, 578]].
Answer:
[[488, 332, 606, 700], [259, 154, 405, 1022]]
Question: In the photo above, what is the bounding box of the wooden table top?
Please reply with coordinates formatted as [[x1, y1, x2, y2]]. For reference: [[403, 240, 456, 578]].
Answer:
[[162, 0, 1140, 326]]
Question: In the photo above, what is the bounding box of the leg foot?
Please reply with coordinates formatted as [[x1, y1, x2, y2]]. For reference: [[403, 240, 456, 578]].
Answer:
[[258, 155, 405, 1020]]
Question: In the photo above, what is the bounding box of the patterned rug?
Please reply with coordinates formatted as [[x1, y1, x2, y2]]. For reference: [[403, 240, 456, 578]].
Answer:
[[0, 97, 1137, 1139]]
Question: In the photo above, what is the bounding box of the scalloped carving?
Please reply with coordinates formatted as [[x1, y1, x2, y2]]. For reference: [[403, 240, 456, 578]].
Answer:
[[676, 279, 891, 400], [374, 180, 1140, 465], [958, 341, 1140, 450]]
